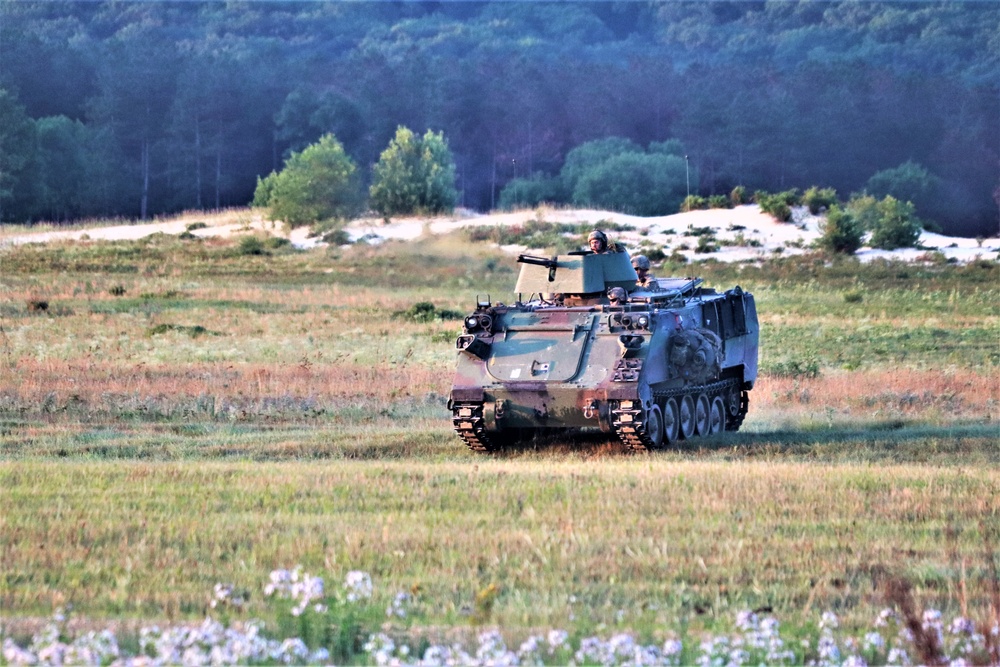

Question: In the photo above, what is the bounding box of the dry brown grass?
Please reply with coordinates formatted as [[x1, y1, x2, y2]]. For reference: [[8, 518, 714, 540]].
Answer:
[[757, 369, 998, 424], [1, 359, 450, 406]]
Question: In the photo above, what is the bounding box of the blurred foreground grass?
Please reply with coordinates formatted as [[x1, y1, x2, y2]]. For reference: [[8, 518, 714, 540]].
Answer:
[[3, 453, 999, 635]]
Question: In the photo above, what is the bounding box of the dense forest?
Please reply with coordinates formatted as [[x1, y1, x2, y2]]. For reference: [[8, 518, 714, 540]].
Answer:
[[1, 1, 997, 236]]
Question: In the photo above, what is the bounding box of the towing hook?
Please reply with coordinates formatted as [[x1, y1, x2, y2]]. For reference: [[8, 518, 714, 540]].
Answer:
[[583, 400, 598, 420]]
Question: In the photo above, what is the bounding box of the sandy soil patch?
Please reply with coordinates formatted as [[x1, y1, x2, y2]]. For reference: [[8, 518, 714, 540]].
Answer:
[[2, 206, 997, 264]]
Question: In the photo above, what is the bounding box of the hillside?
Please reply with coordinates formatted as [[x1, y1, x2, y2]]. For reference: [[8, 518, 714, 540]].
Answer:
[[2, 2, 998, 235]]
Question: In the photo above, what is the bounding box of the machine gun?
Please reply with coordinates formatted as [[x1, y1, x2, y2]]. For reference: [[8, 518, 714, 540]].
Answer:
[[517, 254, 560, 282]]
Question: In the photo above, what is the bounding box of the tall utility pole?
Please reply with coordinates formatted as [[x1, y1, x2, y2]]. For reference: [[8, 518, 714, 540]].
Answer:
[[684, 155, 690, 198]]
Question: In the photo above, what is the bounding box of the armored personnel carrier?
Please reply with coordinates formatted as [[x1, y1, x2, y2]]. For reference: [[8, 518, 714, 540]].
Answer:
[[449, 249, 758, 452]]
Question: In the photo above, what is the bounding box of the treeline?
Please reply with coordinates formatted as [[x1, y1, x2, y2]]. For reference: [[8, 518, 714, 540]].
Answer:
[[1, 1, 997, 235]]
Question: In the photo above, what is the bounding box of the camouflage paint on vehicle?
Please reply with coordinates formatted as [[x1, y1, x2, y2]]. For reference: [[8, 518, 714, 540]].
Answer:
[[450, 249, 759, 451]]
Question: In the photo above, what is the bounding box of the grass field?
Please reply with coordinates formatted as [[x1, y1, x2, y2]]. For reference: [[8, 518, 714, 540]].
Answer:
[[1, 222, 998, 664]]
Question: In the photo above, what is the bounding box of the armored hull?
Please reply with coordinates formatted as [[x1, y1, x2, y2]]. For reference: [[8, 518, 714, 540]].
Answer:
[[450, 251, 758, 451]]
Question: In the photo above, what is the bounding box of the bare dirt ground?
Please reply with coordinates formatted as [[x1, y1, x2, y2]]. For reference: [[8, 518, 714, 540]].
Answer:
[[2, 205, 997, 263]]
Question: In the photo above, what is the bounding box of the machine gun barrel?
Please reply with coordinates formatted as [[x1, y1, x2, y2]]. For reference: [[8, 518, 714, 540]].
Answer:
[[517, 254, 559, 269]]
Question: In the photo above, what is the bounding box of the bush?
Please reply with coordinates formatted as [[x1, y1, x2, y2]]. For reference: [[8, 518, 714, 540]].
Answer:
[[869, 196, 922, 250], [758, 195, 792, 222], [843, 289, 864, 303], [818, 205, 864, 255], [848, 195, 922, 250], [865, 161, 939, 216], [254, 134, 361, 228], [571, 151, 687, 216], [393, 302, 463, 323], [767, 359, 821, 379], [557, 137, 691, 216], [802, 186, 838, 214], [369, 127, 458, 218], [641, 246, 666, 262], [498, 173, 566, 210], [695, 235, 718, 253], [560, 137, 643, 193], [238, 236, 266, 256], [730, 185, 748, 207], [707, 194, 730, 209], [680, 195, 707, 212], [322, 229, 352, 245], [756, 189, 799, 222]]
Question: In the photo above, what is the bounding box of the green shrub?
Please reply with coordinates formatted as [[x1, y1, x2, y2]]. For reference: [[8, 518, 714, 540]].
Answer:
[[865, 160, 939, 217], [843, 289, 864, 303], [849, 195, 922, 250], [370, 127, 458, 218], [680, 195, 707, 212], [322, 229, 352, 245], [802, 186, 838, 214], [560, 137, 643, 192], [185, 222, 208, 231], [755, 189, 799, 222], [818, 205, 864, 255], [767, 359, 821, 378], [571, 151, 687, 216], [393, 302, 463, 323], [254, 134, 361, 228], [707, 194, 730, 209], [108, 284, 126, 297], [695, 235, 718, 253], [498, 173, 566, 209], [238, 236, 267, 256], [642, 246, 666, 262], [758, 194, 792, 222], [146, 324, 217, 338], [730, 185, 748, 207], [264, 237, 292, 251]]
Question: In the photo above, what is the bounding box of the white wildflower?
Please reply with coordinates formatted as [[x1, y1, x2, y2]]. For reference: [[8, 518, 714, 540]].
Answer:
[[949, 617, 975, 636], [344, 570, 373, 602], [863, 631, 885, 652], [386, 591, 410, 619]]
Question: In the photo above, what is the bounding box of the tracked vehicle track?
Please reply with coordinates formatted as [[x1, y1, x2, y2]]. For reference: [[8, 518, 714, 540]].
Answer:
[[451, 402, 500, 452], [613, 377, 748, 452], [453, 379, 749, 453], [610, 399, 658, 450]]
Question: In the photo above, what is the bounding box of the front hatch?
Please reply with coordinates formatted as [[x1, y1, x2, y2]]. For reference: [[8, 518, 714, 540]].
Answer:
[[486, 312, 596, 383]]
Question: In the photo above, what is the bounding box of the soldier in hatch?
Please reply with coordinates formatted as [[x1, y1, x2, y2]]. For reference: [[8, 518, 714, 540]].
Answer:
[[588, 230, 609, 253], [631, 254, 657, 289], [607, 286, 628, 306]]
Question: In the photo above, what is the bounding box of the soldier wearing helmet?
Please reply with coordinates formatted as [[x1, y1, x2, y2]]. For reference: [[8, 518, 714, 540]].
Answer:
[[632, 254, 657, 289], [588, 230, 609, 253], [607, 286, 628, 305]]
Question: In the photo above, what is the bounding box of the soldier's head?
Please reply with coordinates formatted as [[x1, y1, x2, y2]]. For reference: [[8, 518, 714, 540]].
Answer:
[[631, 255, 650, 281], [588, 230, 608, 253], [607, 286, 627, 305]]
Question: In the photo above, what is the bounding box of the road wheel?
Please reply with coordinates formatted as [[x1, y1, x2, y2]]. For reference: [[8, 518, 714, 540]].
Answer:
[[644, 404, 664, 449], [679, 394, 696, 440], [694, 393, 710, 435], [663, 398, 680, 444], [709, 396, 725, 435]]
